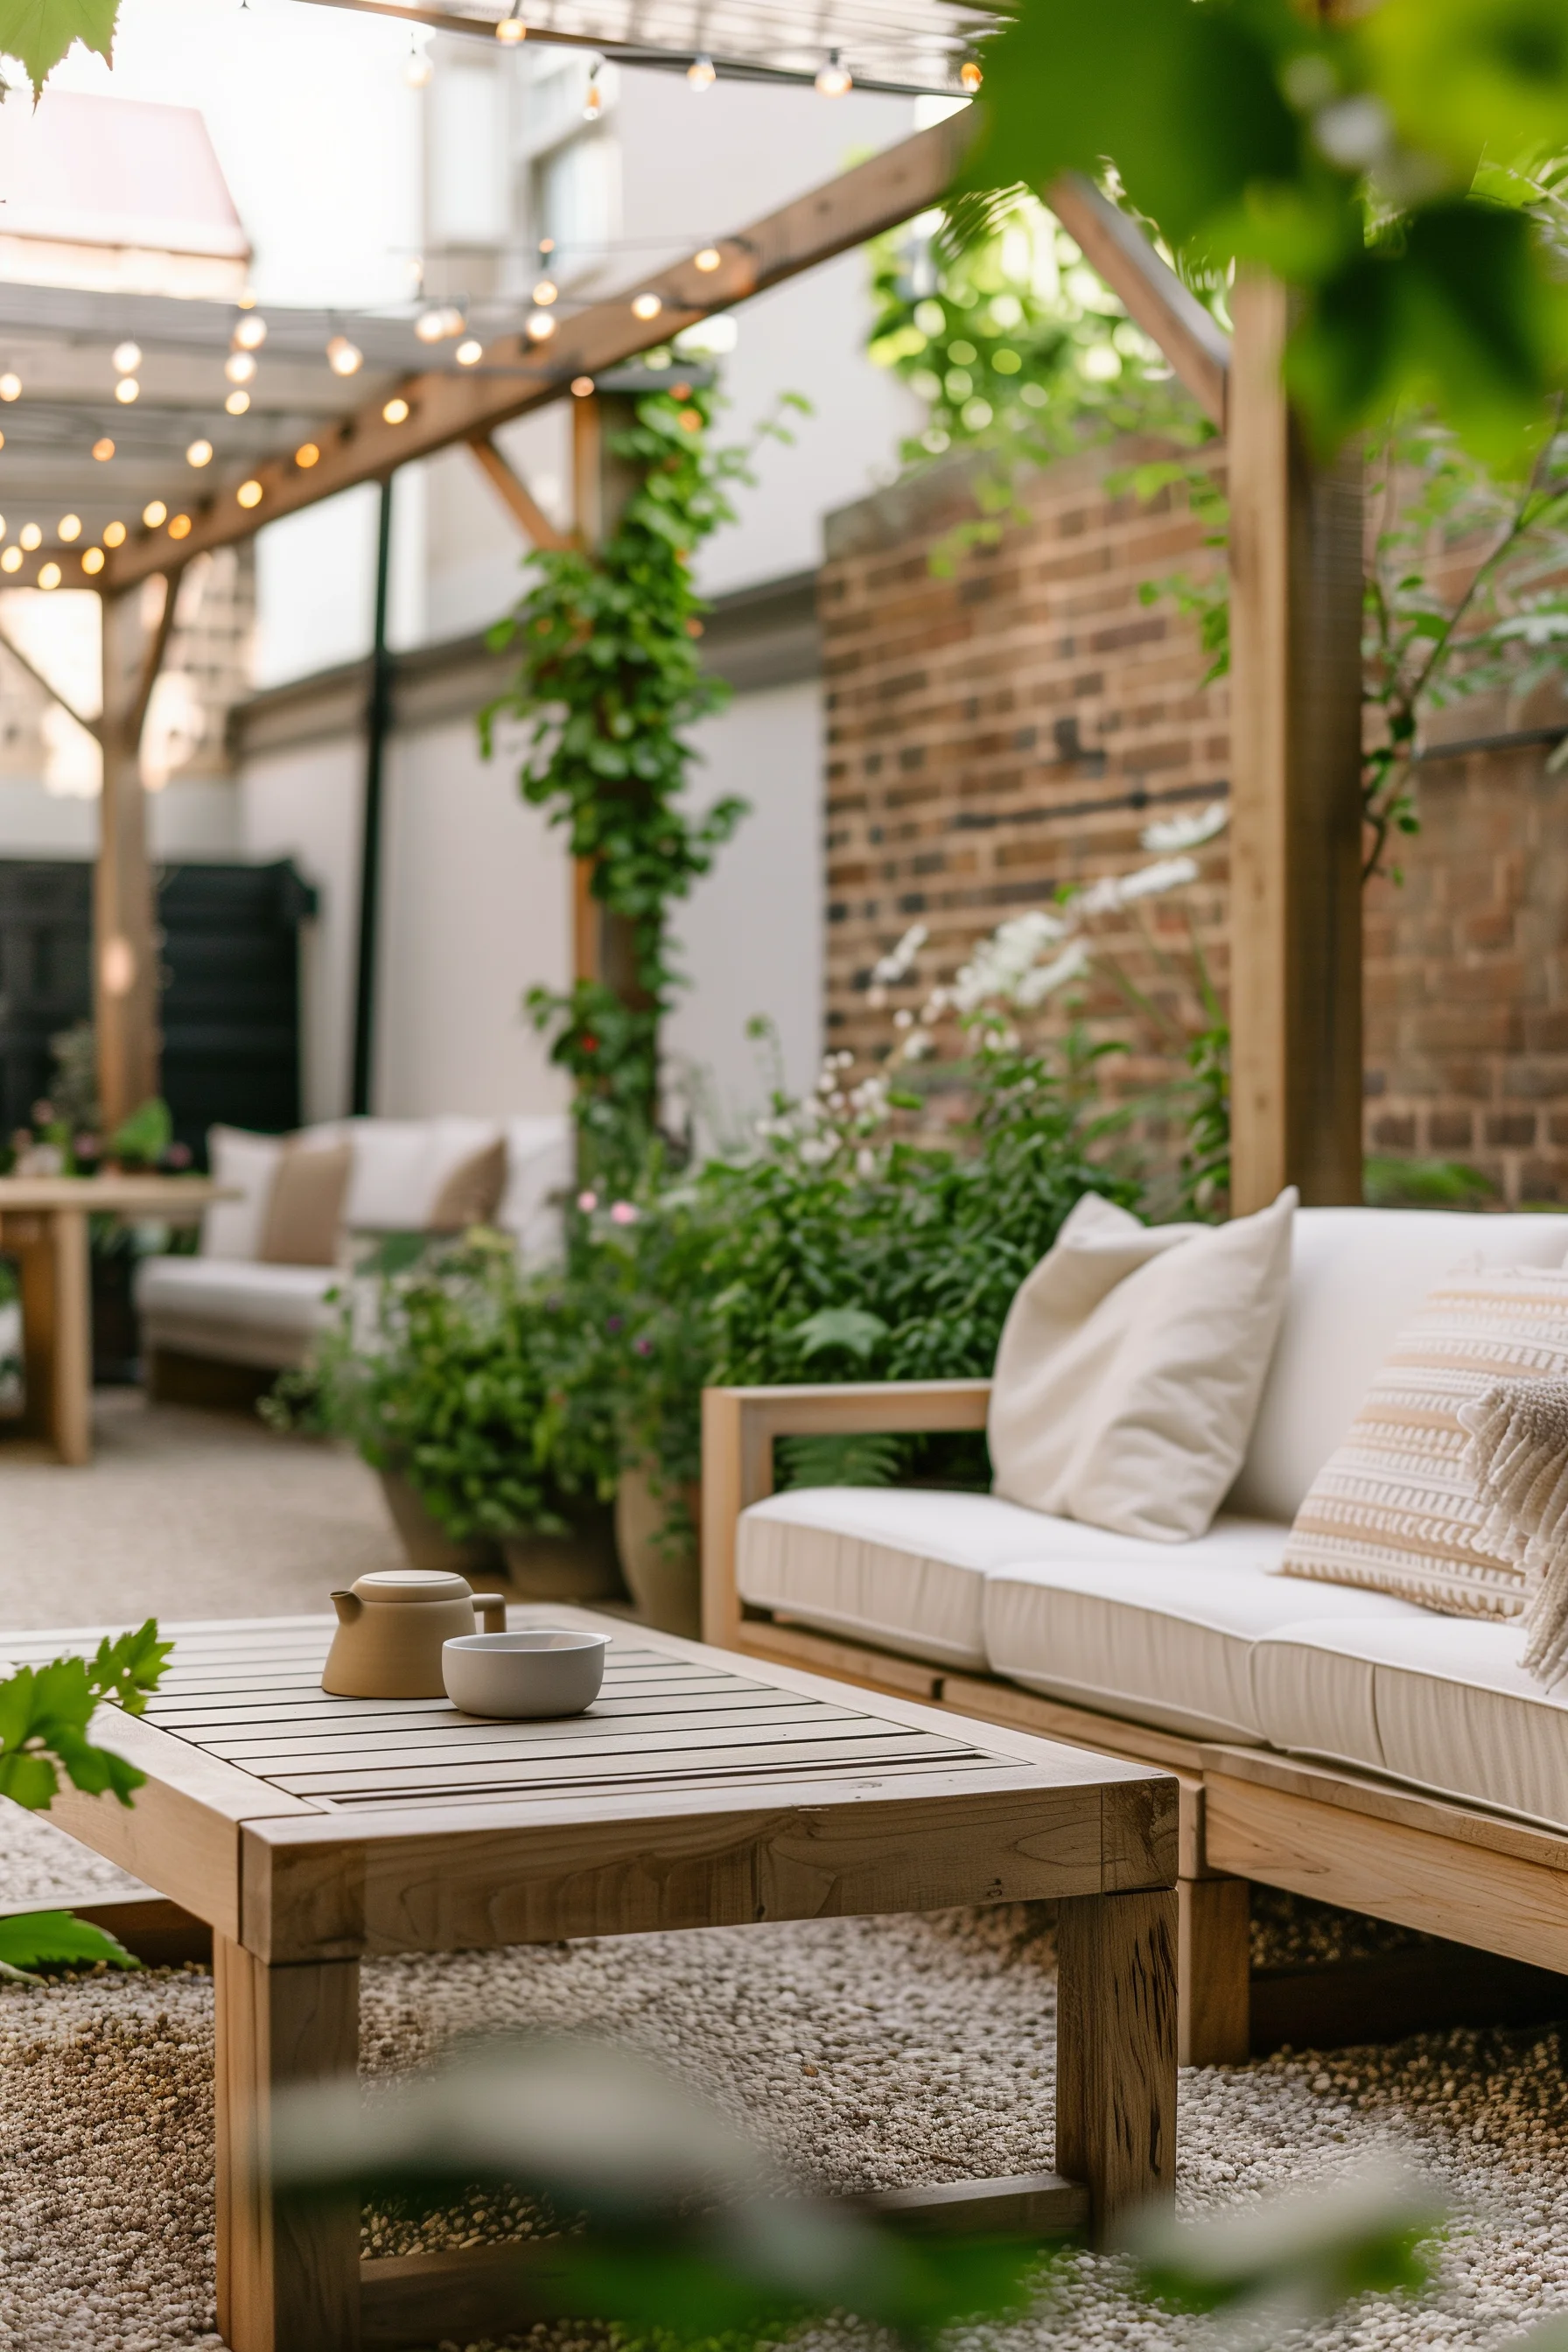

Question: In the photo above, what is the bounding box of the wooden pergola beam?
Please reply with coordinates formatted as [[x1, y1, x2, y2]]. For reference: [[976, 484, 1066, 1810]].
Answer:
[[1046, 173, 1228, 430], [466, 437, 573, 550]]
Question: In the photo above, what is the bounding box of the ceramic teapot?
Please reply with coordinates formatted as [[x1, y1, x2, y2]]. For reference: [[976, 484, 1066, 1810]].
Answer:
[[323, 1569, 507, 1698]]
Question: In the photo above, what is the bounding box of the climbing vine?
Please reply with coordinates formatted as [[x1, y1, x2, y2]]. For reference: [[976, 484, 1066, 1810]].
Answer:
[[482, 374, 803, 1181]]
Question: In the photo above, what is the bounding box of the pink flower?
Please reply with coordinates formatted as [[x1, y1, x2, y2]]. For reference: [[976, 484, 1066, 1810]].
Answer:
[[577, 1189, 598, 1212], [609, 1200, 639, 1225]]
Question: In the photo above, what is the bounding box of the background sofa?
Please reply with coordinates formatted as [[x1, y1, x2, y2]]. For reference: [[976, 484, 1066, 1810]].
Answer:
[[136, 1113, 571, 1383], [702, 1207, 1568, 2062]]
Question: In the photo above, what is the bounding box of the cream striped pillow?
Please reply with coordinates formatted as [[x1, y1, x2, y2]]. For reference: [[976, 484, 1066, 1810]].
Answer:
[[1278, 1265, 1568, 1618]]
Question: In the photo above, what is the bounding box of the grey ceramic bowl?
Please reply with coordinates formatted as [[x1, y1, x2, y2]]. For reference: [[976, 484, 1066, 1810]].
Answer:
[[442, 1628, 609, 1718]]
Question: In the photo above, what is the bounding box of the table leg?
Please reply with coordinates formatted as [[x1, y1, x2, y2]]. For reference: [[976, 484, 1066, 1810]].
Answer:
[[214, 1933, 361, 2352], [50, 1208, 91, 1465], [1055, 1886, 1178, 2239]]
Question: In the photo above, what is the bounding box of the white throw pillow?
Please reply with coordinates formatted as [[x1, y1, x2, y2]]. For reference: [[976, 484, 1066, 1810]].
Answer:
[[341, 1117, 504, 1231], [201, 1126, 285, 1261], [987, 1188, 1297, 1543]]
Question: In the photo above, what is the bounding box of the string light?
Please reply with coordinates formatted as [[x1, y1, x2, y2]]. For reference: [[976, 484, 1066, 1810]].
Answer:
[[168, 514, 192, 539], [81, 547, 105, 576], [539, 237, 555, 255], [237, 287, 257, 310], [226, 388, 251, 415], [0, 548, 20, 573], [58, 515, 80, 541], [295, 442, 321, 468], [815, 48, 851, 94], [456, 338, 483, 365], [18, 523, 41, 550], [141, 502, 166, 528], [959, 55, 983, 90], [103, 521, 127, 548], [583, 65, 603, 117], [403, 36, 433, 85], [112, 341, 142, 374], [532, 278, 557, 305], [326, 334, 363, 376], [37, 563, 60, 592], [416, 304, 465, 342], [0, 374, 20, 402], [687, 53, 715, 88], [494, 6, 525, 37], [570, 375, 594, 396], [236, 480, 264, 509], [694, 247, 722, 272], [186, 438, 214, 467], [116, 377, 139, 403], [382, 396, 410, 424], [526, 311, 556, 340], [631, 291, 662, 320], [225, 351, 257, 385], [233, 313, 268, 351], [92, 437, 115, 461]]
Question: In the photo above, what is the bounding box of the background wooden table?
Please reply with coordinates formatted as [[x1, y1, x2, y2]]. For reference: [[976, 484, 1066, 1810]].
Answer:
[[0, 1175, 227, 1463], [5, 1609, 1179, 2352]]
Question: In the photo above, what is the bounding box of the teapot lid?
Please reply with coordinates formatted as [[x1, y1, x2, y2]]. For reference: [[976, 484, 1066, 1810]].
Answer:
[[352, 1569, 474, 1604]]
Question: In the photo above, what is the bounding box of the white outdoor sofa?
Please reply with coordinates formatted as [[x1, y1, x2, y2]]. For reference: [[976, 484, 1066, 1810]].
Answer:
[[135, 1113, 571, 1389], [701, 1207, 1568, 2062]]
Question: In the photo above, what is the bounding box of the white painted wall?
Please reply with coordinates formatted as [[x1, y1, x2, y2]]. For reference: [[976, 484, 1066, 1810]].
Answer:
[[241, 738, 362, 1124]]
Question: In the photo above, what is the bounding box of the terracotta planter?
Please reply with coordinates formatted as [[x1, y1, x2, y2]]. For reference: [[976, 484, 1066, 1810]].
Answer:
[[378, 1470, 504, 1582], [614, 1464, 701, 1637], [500, 1501, 623, 1603]]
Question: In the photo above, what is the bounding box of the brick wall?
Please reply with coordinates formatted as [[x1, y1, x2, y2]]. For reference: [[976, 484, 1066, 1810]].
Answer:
[[820, 439, 1568, 1205]]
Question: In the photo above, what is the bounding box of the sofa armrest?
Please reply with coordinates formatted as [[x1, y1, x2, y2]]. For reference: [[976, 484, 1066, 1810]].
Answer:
[[699, 1379, 991, 1648]]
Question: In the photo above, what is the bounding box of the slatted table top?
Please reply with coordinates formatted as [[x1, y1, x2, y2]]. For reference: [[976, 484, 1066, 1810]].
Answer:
[[3, 1609, 1177, 1964]]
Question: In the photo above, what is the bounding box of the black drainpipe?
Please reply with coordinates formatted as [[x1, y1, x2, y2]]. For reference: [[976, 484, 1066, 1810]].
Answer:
[[350, 475, 395, 1116]]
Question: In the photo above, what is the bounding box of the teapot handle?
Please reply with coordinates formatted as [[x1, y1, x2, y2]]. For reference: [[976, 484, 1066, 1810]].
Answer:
[[473, 1593, 508, 1634]]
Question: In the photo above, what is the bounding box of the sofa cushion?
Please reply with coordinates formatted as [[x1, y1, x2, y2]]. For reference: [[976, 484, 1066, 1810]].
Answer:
[[1231, 1207, 1568, 1523], [340, 1116, 505, 1232], [135, 1256, 339, 1370], [201, 1125, 284, 1261], [258, 1138, 353, 1267], [737, 1487, 1094, 1669], [1250, 1615, 1568, 1833], [984, 1533, 1429, 1744], [428, 1137, 507, 1231], [497, 1116, 573, 1264], [988, 1187, 1295, 1543]]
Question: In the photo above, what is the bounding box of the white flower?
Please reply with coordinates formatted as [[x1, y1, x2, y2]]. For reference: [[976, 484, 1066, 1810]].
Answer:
[[867, 984, 887, 1010], [856, 1146, 877, 1178], [1073, 856, 1200, 916], [799, 1136, 833, 1166], [836, 1050, 856, 1068], [950, 908, 1073, 1011], [1140, 800, 1228, 854], [870, 921, 929, 985], [921, 987, 949, 1020], [1012, 939, 1090, 1005], [893, 1008, 914, 1030], [902, 1027, 934, 1060], [829, 1090, 847, 1110]]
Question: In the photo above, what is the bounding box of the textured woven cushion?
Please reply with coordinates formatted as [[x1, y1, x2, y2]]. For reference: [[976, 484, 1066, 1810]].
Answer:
[[1278, 1264, 1568, 1618], [427, 1137, 507, 1231], [258, 1139, 352, 1267]]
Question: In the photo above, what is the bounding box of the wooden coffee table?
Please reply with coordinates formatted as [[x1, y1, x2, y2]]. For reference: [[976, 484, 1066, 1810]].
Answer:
[[12, 1608, 1178, 2352]]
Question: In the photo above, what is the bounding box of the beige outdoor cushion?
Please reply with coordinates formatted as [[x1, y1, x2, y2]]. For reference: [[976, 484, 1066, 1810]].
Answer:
[[1277, 1264, 1568, 1619], [987, 1188, 1296, 1542], [257, 1138, 353, 1267], [427, 1137, 507, 1231]]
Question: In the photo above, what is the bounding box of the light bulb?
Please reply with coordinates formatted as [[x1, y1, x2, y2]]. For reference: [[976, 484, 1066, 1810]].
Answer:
[[538, 237, 555, 256], [295, 442, 321, 468], [456, 339, 483, 365], [526, 310, 556, 340], [0, 548, 20, 573], [103, 520, 127, 548], [404, 41, 433, 86], [382, 396, 410, 424], [632, 291, 662, 321], [583, 76, 603, 118], [233, 313, 268, 350], [141, 502, 166, 529], [0, 374, 20, 402], [532, 278, 557, 305], [116, 377, 139, 404], [416, 308, 447, 343], [81, 547, 105, 576], [959, 56, 983, 91], [570, 374, 594, 397], [237, 287, 257, 310], [168, 514, 192, 540], [226, 389, 251, 415], [687, 53, 716, 88], [225, 351, 257, 385], [92, 437, 115, 461], [186, 438, 214, 467], [326, 334, 363, 376], [58, 514, 80, 542], [37, 562, 60, 592], [112, 341, 142, 374], [694, 246, 722, 272], [236, 480, 263, 509], [494, 10, 525, 38], [816, 49, 851, 94], [18, 522, 41, 550]]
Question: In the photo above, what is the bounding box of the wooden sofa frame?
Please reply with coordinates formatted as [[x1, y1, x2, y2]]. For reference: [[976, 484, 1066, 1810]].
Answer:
[[703, 1379, 1568, 2063]]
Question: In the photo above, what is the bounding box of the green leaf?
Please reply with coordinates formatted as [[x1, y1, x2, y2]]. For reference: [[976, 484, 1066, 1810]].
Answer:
[[0, 1909, 139, 1976], [1361, 0, 1568, 174], [0, 0, 117, 98], [793, 1306, 891, 1362]]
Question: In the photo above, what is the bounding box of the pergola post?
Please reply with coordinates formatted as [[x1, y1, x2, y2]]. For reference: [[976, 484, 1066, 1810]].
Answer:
[[569, 390, 646, 1015], [1226, 273, 1365, 1212], [95, 578, 179, 1135]]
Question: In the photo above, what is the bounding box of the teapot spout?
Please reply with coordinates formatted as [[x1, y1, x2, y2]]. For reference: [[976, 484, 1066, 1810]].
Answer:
[[330, 1589, 362, 1626]]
